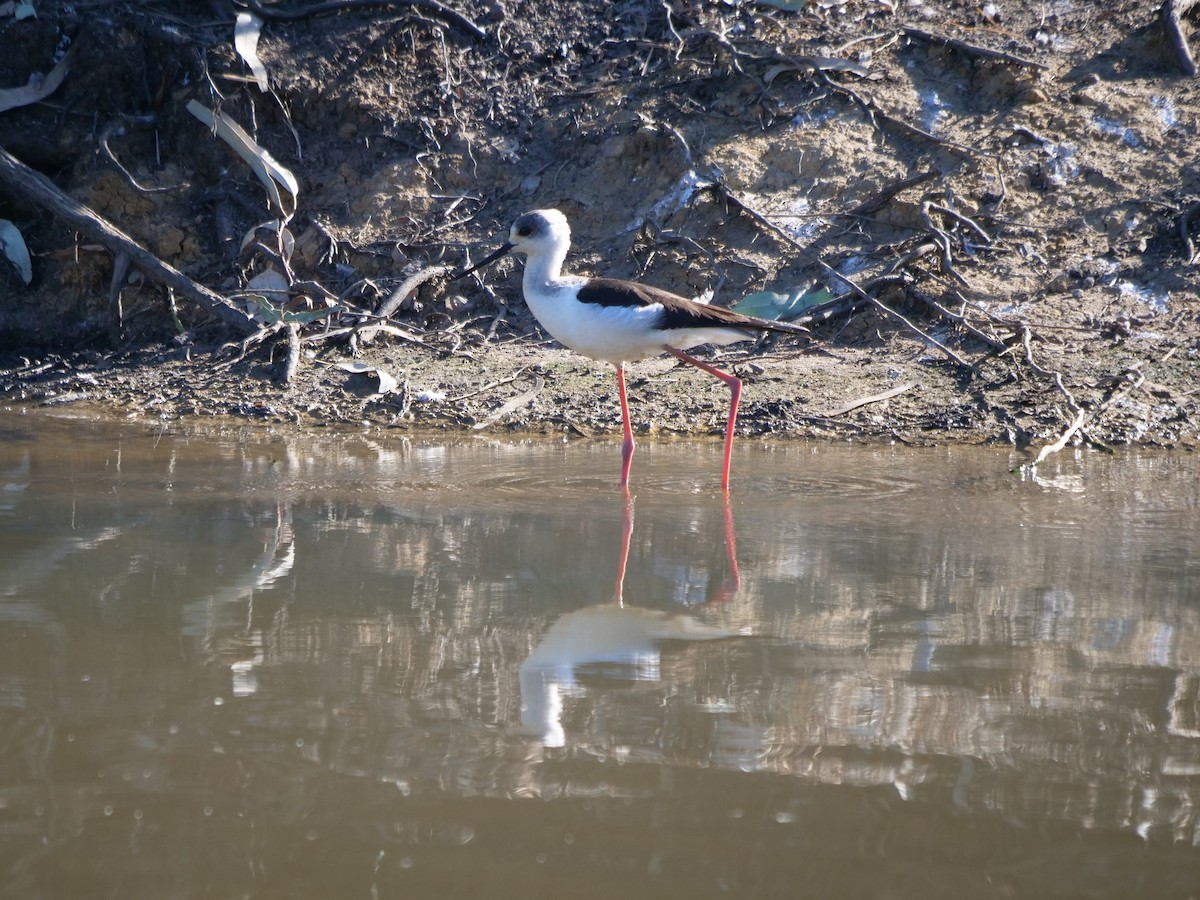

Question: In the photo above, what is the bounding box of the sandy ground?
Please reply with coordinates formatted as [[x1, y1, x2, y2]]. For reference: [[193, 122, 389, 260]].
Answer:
[[1, 1, 1198, 453]]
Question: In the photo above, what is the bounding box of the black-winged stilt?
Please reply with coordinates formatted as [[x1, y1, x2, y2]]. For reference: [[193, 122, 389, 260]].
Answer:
[[457, 209, 807, 489]]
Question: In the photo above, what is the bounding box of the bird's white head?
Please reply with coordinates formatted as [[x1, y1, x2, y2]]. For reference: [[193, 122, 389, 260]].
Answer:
[[507, 209, 571, 257], [454, 208, 572, 282]]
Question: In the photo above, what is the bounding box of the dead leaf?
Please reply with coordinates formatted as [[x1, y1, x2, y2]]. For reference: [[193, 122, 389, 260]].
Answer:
[[240, 220, 295, 261], [234, 12, 269, 92], [186, 100, 298, 219], [245, 266, 290, 307]]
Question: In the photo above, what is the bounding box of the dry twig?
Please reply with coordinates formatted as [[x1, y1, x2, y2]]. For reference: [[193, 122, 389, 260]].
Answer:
[[906, 286, 1009, 353], [98, 115, 188, 195], [705, 179, 817, 265], [919, 201, 992, 287], [108, 251, 132, 342], [446, 367, 531, 403], [902, 27, 1049, 71], [844, 170, 937, 219], [708, 182, 978, 371], [302, 319, 435, 351], [820, 75, 992, 159], [832, 267, 980, 374], [1020, 325, 1085, 466], [216, 323, 285, 367], [1029, 367, 1147, 467]]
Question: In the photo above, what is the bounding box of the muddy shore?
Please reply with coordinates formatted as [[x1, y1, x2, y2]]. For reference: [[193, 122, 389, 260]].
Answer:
[[1, 2, 1197, 453]]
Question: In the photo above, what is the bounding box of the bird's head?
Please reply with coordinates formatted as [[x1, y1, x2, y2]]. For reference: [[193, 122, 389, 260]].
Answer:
[[454, 209, 570, 278], [507, 209, 570, 256]]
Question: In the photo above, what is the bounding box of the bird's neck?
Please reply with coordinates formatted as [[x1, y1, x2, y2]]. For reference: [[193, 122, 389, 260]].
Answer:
[[522, 247, 568, 293]]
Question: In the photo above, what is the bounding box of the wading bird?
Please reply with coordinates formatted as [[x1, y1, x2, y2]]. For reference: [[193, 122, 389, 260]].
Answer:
[[457, 209, 807, 489]]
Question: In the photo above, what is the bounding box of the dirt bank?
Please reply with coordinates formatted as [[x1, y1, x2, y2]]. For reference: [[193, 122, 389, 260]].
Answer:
[[1, 1, 1197, 453]]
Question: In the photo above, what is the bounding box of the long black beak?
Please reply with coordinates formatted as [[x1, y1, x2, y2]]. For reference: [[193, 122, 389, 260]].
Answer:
[[452, 241, 514, 280]]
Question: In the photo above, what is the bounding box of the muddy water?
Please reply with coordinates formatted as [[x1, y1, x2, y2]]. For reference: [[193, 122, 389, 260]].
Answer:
[[1, 409, 1199, 899]]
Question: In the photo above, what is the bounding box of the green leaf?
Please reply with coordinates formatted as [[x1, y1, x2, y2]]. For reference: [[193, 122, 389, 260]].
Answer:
[[246, 294, 282, 325], [281, 304, 345, 325], [732, 286, 832, 320]]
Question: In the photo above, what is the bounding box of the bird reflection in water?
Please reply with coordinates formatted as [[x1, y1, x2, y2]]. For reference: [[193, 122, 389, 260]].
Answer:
[[519, 495, 742, 748]]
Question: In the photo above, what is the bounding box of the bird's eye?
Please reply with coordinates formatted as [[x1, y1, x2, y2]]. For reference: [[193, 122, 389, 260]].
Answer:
[[516, 225, 533, 237]]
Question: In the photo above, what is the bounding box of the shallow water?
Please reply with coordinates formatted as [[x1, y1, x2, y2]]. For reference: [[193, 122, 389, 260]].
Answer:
[[2, 410, 1199, 898]]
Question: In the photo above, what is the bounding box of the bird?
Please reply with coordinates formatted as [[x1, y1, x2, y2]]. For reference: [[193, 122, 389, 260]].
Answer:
[[455, 208, 808, 489]]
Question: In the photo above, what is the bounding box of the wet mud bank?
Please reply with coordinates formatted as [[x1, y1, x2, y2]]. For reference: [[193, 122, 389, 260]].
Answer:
[[1, 1, 1198, 453]]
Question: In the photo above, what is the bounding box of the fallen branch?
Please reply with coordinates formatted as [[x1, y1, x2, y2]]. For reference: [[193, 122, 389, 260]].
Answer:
[[1030, 407, 1087, 467], [791, 293, 865, 327], [843, 169, 937, 219], [1030, 369, 1146, 467], [842, 275, 980, 374], [282, 323, 302, 383], [1021, 326, 1077, 405], [706, 172, 992, 372], [301, 320, 435, 351], [711, 181, 977, 370], [1020, 325, 1084, 466], [108, 251, 132, 343], [446, 366, 531, 403], [675, 18, 876, 82], [1161, 0, 1199, 77], [0, 147, 256, 334], [821, 75, 991, 159], [789, 273, 912, 328], [376, 264, 452, 319], [902, 27, 1049, 71], [919, 202, 973, 286], [0, 44, 76, 113], [906, 286, 1009, 352], [213, 322, 286, 369], [925, 202, 992, 245], [705, 179, 818, 265]]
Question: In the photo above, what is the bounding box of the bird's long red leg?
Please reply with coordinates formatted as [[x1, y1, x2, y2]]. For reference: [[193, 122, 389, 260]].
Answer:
[[705, 493, 742, 605], [613, 491, 635, 607], [616, 363, 636, 487], [664, 347, 742, 490]]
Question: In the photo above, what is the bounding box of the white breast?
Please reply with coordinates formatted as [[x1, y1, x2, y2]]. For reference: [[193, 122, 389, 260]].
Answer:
[[522, 278, 752, 365]]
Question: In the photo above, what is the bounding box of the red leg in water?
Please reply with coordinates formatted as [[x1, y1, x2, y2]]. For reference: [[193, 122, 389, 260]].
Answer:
[[613, 490, 635, 606], [664, 347, 742, 490], [706, 493, 742, 605], [616, 363, 635, 487]]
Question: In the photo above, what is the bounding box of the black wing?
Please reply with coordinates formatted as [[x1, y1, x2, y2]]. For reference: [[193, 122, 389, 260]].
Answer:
[[577, 277, 808, 336]]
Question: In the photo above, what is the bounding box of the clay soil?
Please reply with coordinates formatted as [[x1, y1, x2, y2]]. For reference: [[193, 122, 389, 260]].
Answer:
[[1, 0, 1198, 453]]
